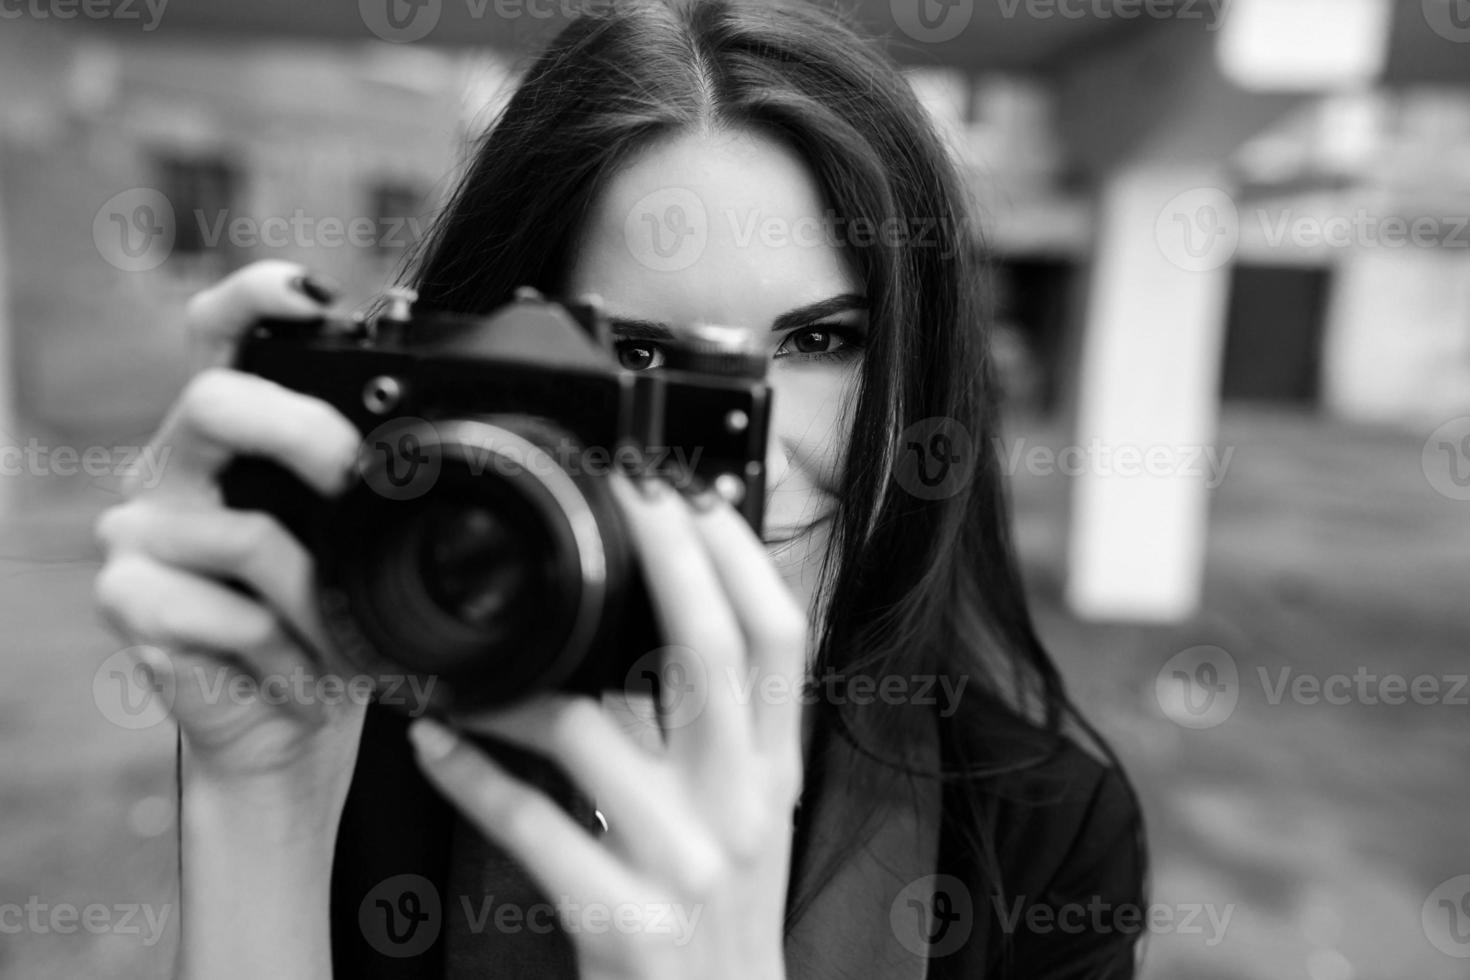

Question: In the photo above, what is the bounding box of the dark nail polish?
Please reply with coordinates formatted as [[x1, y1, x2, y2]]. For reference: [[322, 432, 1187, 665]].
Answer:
[[291, 272, 341, 305]]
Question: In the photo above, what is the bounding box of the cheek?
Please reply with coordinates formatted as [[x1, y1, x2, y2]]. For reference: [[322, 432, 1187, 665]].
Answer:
[[770, 366, 860, 486]]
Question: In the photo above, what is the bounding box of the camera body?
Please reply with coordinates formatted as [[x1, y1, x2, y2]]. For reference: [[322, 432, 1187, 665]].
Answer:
[[221, 288, 771, 715]]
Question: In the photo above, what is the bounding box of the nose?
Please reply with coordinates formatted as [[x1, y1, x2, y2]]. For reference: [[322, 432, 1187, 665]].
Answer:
[[762, 373, 805, 501]]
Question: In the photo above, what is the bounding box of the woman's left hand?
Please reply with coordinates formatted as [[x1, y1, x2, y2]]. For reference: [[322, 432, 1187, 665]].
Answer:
[[407, 472, 808, 980]]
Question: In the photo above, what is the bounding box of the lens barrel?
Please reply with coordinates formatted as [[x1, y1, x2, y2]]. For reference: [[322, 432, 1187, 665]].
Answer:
[[316, 416, 630, 714]]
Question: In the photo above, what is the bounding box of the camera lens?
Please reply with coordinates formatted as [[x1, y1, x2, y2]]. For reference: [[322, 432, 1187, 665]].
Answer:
[[419, 503, 539, 633], [316, 417, 631, 713]]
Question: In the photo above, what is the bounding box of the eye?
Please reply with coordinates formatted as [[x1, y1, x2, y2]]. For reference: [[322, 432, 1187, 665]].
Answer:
[[775, 324, 862, 359], [615, 341, 665, 371]]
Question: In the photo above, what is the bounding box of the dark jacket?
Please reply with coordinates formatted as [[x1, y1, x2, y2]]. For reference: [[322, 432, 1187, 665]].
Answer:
[[330, 696, 1145, 979]]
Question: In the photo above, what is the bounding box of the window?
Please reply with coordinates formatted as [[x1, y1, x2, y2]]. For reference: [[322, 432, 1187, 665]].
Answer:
[[368, 181, 428, 256], [155, 153, 240, 257]]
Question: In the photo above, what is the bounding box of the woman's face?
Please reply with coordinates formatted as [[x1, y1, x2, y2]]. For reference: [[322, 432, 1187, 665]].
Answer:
[[564, 129, 866, 615]]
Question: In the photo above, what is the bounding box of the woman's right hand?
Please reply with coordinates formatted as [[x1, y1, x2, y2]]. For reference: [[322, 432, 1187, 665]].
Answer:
[[94, 260, 368, 822]]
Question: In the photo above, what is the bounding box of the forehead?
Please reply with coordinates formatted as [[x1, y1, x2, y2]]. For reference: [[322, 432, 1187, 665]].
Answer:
[[564, 129, 861, 328]]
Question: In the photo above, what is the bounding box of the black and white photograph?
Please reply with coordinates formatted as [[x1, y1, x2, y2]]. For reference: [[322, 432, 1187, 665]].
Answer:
[[0, 0, 1467, 977]]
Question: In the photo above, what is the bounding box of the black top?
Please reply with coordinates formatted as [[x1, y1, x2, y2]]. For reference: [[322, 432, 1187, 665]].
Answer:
[[330, 697, 1145, 979], [931, 713, 1146, 979]]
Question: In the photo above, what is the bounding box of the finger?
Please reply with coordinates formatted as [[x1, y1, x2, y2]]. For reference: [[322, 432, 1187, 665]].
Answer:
[[407, 717, 637, 912], [686, 496, 809, 755], [185, 260, 340, 371], [95, 552, 315, 693], [607, 472, 747, 768], [455, 696, 715, 879], [601, 689, 667, 755], [95, 501, 333, 664], [131, 368, 359, 502]]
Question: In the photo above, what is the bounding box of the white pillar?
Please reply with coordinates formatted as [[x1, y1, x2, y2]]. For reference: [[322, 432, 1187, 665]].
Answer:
[[1065, 166, 1235, 622]]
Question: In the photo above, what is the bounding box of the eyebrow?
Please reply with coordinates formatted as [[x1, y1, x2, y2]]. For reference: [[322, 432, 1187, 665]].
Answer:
[[607, 293, 869, 340]]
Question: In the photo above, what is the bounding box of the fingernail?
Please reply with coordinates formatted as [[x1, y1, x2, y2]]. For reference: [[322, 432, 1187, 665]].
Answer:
[[678, 477, 722, 513], [290, 272, 342, 306], [688, 486, 723, 513], [638, 475, 668, 502], [408, 717, 458, 761]]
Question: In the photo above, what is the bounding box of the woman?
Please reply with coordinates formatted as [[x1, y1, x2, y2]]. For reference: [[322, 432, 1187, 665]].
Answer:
[[94, 1, 1147, 977]]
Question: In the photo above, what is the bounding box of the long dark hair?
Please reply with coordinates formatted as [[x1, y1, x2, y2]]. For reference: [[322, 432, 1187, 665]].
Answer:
[[404, 0, 1145, 973]]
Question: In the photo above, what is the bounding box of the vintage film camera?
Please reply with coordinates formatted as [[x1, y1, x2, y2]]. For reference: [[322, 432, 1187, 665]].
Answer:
[[221, 287, 771, 715]]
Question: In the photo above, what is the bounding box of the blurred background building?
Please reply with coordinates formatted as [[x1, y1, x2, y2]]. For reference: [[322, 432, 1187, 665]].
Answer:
[[1, 2, 1468, 979], [4, 0, 1470, 616]]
